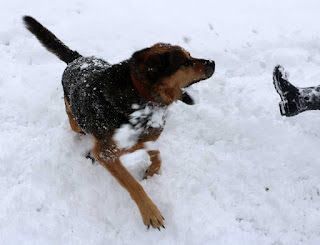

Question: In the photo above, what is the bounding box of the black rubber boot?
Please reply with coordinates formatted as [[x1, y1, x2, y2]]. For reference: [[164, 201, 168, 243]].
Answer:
[[273, 65, 320, 117]]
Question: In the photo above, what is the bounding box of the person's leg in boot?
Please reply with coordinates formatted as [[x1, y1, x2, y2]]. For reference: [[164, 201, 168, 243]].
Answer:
[[273, 65, 320, 117]]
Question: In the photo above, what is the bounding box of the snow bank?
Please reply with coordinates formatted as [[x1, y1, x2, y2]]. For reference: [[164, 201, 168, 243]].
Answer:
[[1, 0, 320, 244]]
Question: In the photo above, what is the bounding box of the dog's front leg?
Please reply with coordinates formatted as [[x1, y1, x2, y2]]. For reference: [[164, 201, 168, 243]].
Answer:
[[144, 150, 161, 179], [92, 140, 165, 229]]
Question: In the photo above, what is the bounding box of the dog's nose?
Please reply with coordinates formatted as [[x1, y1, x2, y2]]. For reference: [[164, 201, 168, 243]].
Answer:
[[205, 60, 215, 77]]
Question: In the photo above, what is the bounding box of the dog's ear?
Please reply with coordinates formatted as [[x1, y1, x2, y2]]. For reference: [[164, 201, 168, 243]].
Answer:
[[131, 48, 151, 66], [145, 55, 163, 80], [144, 53, 170, 83], [132, 49, 166, 83], [179, 91, 194, 105], [132, 48, 188, 83], [144, 50, 188, 83]]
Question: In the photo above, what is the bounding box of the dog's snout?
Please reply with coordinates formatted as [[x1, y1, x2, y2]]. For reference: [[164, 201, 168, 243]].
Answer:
[[204, 60, 215, 77], [208, 60, 215, 70]]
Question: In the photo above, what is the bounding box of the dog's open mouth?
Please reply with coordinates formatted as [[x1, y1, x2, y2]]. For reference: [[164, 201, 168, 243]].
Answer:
[[186, 60, 215, 88], [185, 76, 211, 88], [185, 79, 202, 88]]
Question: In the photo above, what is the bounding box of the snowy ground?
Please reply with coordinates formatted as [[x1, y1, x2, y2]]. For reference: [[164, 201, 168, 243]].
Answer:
[[1, 0, 320, 244]]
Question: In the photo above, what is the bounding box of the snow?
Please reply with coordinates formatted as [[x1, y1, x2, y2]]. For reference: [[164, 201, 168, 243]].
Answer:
[[80, 63, 89, 70], [114, 104, 167, 149], [1, 0, 320, 244]]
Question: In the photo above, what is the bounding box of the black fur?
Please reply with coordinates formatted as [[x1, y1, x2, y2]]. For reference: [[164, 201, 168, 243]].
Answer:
[[24, 16, 216, 230], [143, 51, 187, 84], [23, 16, 166, 140], [62, 56, 165, 139], [23, 16, 81, 64], [24, 16, 210, 141], [180, 91, 195, 105]]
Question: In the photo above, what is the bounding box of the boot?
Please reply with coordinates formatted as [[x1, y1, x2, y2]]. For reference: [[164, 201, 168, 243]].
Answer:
[[273, 65, 320, 117]]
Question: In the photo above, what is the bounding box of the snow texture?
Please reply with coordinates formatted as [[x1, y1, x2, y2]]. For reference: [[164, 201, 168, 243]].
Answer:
[[114, 104, 167, 149], [1, 0, 320, 244]]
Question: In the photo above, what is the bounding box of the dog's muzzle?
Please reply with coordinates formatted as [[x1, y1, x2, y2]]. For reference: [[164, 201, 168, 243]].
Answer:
[[204, 60, 215, 77]]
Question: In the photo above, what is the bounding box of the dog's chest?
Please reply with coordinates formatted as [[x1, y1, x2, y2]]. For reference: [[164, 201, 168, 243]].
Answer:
[[114, 103, 167, 148], [130, 103, 166, 127]]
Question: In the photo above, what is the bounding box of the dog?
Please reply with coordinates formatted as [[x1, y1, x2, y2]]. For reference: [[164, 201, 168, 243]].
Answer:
[[23, 16, 215, 229]]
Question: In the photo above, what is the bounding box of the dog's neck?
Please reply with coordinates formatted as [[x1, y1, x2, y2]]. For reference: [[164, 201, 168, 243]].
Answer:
[[129, 59, 170, 106], [130, 72, 160, 104]]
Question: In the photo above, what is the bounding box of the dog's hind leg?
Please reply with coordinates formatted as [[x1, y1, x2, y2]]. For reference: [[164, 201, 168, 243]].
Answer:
[[144, 150, 161, 179], [64, 97, 84, 134], [92, 138, 165, 229]]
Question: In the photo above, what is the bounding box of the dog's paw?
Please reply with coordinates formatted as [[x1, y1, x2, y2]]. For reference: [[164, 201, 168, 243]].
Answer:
[[143, 169, 151, 179], [143, 166, 160, 179], [86, 151, 97, 164], [141, 203, 165, 230]]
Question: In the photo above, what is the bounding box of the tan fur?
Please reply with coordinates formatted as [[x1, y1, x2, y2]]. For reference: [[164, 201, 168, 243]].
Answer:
[[62, 44, 213, 229], [155, 59, 209, 103], [92, 137, 164, 229], [144, 150, 161, 179], [151, 43, 190, 57], [64, 97, 84, 134], [64, 91, 165, 228], [135, 44, 209, 105], [25, 15, 214, 230]]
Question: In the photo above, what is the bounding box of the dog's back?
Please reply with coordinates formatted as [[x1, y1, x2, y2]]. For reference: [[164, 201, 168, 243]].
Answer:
[[23, 16, 137, 136], [62, 56, 111, 106], [62, 56, 131, 137]]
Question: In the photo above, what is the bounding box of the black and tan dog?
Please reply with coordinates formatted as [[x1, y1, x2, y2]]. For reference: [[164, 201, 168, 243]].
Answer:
[[23, 16, 215, 229]]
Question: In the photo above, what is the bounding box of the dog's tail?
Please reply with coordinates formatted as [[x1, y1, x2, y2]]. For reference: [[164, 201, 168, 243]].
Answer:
[[23, 16, 81, 64]]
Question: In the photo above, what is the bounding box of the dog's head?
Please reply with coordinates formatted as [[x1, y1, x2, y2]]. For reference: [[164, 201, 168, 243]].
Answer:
[[131, 43, 215, 105]]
